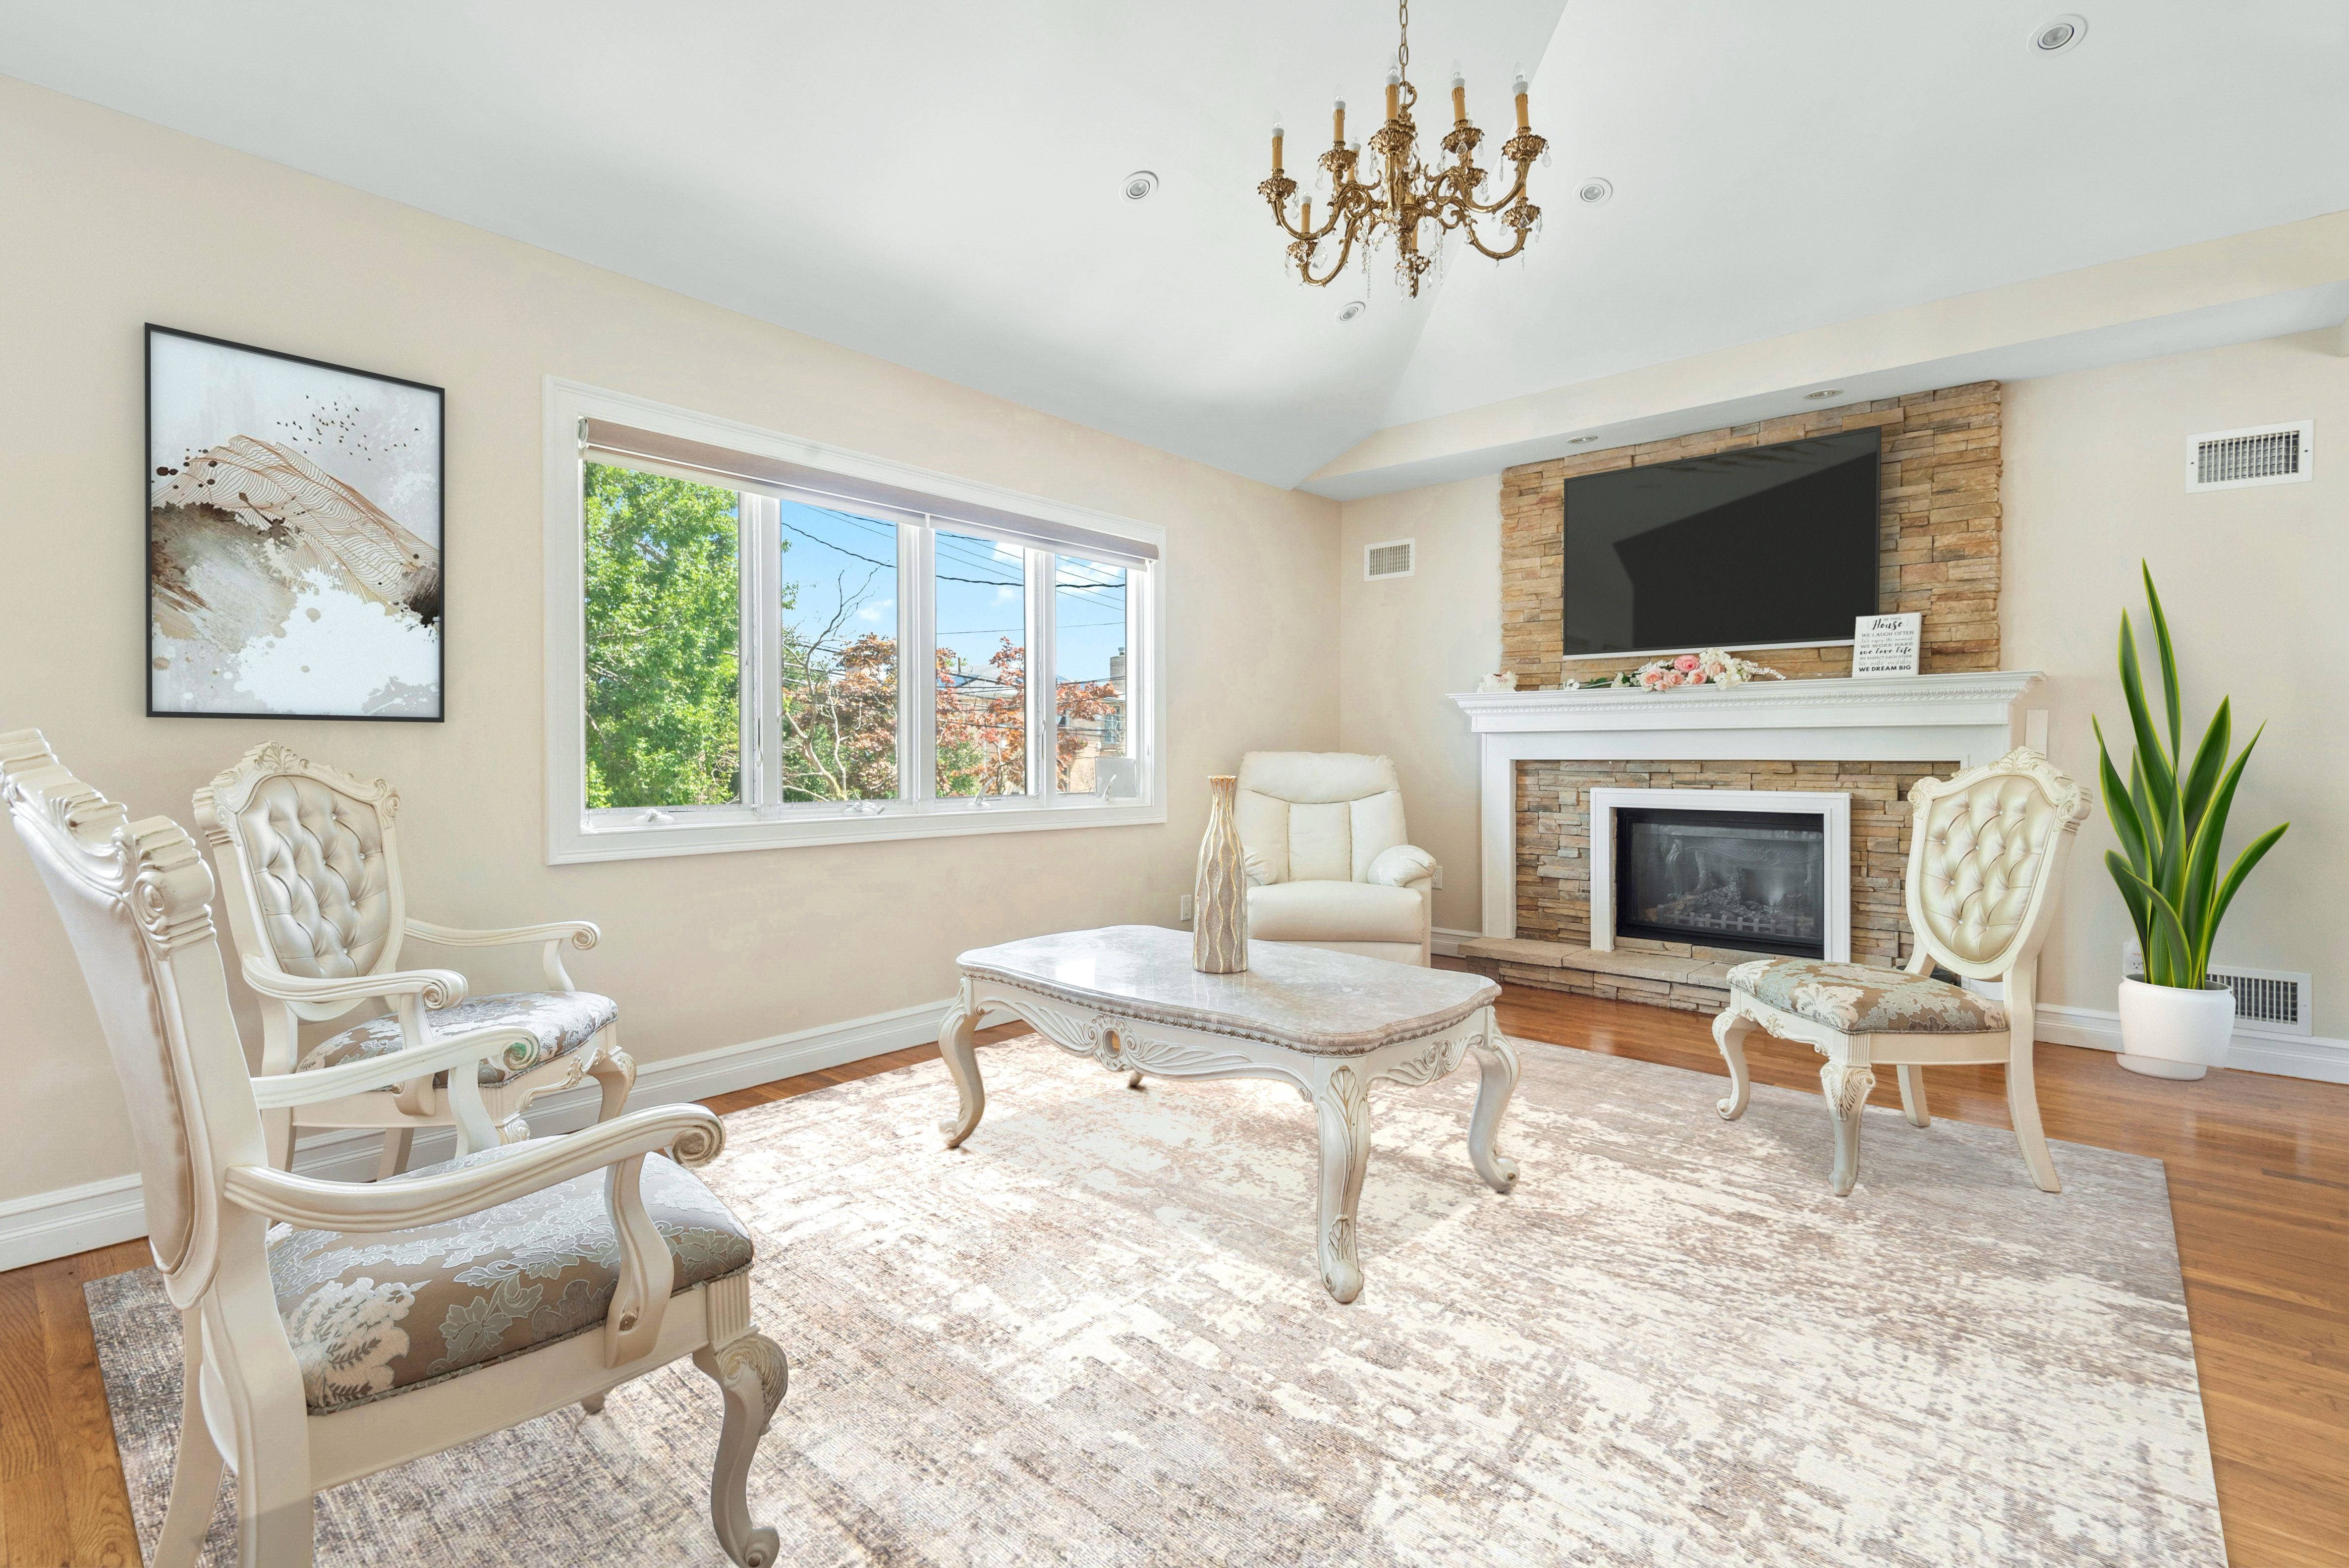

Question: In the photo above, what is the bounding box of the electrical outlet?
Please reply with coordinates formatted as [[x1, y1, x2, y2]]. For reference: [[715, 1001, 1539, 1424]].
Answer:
[[1179, 893, 1194, 923], [1432, 866, 1444, 890]]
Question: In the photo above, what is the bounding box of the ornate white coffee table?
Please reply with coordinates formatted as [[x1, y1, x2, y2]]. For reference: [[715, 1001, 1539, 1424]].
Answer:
[[937, 925, 1517, 1303]]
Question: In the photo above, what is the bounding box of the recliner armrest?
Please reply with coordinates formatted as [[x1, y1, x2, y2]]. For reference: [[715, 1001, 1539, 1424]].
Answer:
[[1366, 844, 1439, 888]]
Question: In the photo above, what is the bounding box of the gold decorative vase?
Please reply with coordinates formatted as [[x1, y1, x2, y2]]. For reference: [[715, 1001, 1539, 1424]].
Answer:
[[1193, 775, 1249, 973]]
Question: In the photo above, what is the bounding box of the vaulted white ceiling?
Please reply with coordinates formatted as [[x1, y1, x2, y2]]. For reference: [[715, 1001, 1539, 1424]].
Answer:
[[5, 1, 2348, 493]]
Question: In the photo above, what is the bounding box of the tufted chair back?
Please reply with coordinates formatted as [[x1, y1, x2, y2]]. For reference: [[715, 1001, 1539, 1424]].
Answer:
[[3, 731, 267, 1304], [1904, 748, 2092, 977], [194, 743, 409, 996], [1235, 752, 1408, 885]]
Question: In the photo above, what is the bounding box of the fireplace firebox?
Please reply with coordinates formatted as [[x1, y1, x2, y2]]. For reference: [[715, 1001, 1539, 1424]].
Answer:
[[1612, 807, 1829, 959]]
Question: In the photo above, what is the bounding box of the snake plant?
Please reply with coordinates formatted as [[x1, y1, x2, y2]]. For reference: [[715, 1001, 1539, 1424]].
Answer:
[[2093, 565, 2288, 991]]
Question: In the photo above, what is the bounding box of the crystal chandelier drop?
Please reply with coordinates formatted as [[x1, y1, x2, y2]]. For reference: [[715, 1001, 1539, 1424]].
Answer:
[[1257, 0, 1548, 298]]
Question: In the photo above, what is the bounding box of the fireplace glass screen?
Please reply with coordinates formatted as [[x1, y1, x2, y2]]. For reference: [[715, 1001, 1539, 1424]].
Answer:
[[1614, 807, 1827, 958]]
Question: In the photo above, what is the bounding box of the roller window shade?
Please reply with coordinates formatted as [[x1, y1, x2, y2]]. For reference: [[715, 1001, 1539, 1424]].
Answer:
[[580, 418, 1158, 563]]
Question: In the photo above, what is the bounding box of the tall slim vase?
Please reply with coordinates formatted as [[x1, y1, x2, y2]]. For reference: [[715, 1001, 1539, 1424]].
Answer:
[[1193, 775, 1249, 973]]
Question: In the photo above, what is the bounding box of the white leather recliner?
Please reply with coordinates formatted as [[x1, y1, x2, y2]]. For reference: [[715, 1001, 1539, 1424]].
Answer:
[[1236, 751, 1440, 967]]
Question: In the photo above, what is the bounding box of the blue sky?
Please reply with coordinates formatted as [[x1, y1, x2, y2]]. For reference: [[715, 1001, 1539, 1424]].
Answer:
[[776, 501, 1127, 688]]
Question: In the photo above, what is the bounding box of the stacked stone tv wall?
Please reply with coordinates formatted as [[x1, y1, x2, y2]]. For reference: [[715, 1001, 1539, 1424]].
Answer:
[[1516, 757, 1960, 970], [1499, 382, 2003, 687]]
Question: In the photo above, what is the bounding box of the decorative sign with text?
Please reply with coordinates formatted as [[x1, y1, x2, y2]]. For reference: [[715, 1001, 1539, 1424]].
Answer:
[[1851, 613, 1922, 678]]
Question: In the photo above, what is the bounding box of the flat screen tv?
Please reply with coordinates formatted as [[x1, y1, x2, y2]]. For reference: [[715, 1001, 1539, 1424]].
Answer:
[[1562, 427, 1879, 659]]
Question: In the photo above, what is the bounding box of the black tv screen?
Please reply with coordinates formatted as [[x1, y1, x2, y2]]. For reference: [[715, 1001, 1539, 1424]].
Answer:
[[1562, 428, 1880, 658]]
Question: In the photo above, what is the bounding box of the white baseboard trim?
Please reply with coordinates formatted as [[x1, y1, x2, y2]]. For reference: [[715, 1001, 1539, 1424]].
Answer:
[[0, 994, 1012, 1274], [1432, 927, 1482, 959], [0, 1172, 149, 1275], [2035, 1003, 2349, 1084]]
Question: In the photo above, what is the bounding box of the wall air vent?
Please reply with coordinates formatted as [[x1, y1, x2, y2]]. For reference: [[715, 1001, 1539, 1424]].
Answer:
[[2186, 421, 2313, 491], [2125, 943, 2313, 1036], [1364, 539, 1415, 580]]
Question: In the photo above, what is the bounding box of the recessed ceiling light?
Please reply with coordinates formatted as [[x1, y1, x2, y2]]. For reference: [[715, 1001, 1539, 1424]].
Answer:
[[1803, 389, 1844, 401], [1576, 177, 1614, 206], [1336, 300, 1367, 323], [2033, 13, 2086, 52], [1566, 435, 1601, 444], [1121, 170, 1159, 201]]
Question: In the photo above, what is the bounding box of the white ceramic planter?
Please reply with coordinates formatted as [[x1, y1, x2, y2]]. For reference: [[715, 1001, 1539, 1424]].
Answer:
[[2115, 976, 2235, 1080]]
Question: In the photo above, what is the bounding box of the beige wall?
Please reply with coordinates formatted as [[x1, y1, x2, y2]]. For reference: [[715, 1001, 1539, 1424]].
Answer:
[[1339, 331, 2346, 1038], [1335, 475, 1501, 935], [2004, 328, 2347, 1037], [0, 78, 1340, 1206]]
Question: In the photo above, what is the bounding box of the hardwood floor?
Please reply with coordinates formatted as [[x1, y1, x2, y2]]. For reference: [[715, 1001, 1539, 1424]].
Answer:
[[1, 998, 2339, 1567]]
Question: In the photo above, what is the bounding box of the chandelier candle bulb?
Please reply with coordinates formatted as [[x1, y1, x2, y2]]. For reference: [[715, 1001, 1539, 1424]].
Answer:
[[1452, 72, 1467, 123], [1272, 122, 1284, 172], [1513, 72, 1530, 129], [1333, 97, 1345, 144]]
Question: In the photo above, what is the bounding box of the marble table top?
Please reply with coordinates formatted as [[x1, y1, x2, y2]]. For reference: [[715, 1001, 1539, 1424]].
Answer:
[[956, 925, 1500, 1056]]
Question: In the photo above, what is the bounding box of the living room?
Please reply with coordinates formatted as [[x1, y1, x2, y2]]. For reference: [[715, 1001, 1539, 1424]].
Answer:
[[0, 4, 2342, 1565]]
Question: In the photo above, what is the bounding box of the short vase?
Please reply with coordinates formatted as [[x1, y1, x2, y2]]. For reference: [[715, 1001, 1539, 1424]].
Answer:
[[2115, 976, 2234, 1080]]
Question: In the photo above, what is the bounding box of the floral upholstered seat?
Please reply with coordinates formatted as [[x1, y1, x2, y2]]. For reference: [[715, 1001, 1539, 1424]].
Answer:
[[268, 1138, 755, 1412], [1726, 958, 2007, 1035], [296, 991, 619, 1087]]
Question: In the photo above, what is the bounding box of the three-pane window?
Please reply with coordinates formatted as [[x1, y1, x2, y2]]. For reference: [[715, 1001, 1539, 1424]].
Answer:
[[565, 421, 1151, 850]]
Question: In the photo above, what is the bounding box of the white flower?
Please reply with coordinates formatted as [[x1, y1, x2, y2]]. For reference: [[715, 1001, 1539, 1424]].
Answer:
[[1789, 980, 1867, 1029], [285, 1276, 419, 1407]]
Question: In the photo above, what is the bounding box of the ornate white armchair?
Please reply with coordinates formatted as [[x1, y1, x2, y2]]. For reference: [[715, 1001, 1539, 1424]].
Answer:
[[194, 743, 632, 1175], [2, 730, 784, 1568], [1712, 748, 2092, 1196], [1236, 751, 1440, 967]]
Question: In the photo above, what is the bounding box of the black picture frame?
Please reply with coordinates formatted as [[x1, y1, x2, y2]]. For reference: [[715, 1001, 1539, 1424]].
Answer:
[[145, 324, 447, 721]]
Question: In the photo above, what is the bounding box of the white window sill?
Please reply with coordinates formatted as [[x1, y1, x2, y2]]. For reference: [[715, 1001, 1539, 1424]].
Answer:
[[548, 794, 1167, 864]]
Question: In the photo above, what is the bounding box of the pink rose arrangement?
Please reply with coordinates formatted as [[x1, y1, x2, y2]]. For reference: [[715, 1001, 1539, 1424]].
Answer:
[[1565, 647, 1786, 692]]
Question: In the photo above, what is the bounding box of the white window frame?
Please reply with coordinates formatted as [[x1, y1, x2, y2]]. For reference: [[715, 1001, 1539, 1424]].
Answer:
[[544, 378, 1166, 863]]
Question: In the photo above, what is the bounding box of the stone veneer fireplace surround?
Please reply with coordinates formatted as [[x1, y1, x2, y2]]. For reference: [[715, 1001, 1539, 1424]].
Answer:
[[1452, 672, 2042, 953], [1458, 384, 2028, 1011]]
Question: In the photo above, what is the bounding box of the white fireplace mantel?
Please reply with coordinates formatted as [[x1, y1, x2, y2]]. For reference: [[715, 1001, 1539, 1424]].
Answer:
[[1449, 670, 2044, 942]]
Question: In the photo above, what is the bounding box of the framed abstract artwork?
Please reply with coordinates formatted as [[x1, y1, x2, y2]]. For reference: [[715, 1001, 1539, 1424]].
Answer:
[[146, 325, 445, 720]]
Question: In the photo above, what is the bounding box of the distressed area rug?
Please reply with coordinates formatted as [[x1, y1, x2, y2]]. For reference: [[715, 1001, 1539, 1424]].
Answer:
[[90, 1037, 2223, 1566]]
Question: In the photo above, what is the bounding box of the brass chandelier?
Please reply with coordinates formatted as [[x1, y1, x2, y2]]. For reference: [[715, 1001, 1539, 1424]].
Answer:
[[1258, 0, 1548, 298]]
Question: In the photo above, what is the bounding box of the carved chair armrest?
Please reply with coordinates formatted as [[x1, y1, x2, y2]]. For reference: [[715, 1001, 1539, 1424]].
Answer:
[[1367, 843, 1439, 889], [223, 1105, 724, 1367], [241, 956, 468, 1010], [250, 1020, 542, 1154], [406, 916, 601, 991], [247, 1024, 541, 1112]]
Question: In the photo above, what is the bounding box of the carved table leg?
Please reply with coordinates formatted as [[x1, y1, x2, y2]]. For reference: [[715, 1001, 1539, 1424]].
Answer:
[[693, 1333, 787, 1568], [1125, 1069, 1145, 1090], [1712, 1010, 1756, 1120], [1820, 1058, 1876, 1197], [936, 984, 986, 1148], [1467, 1016, 1520, 1192], [1312, 1064, 1373, 1303]]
